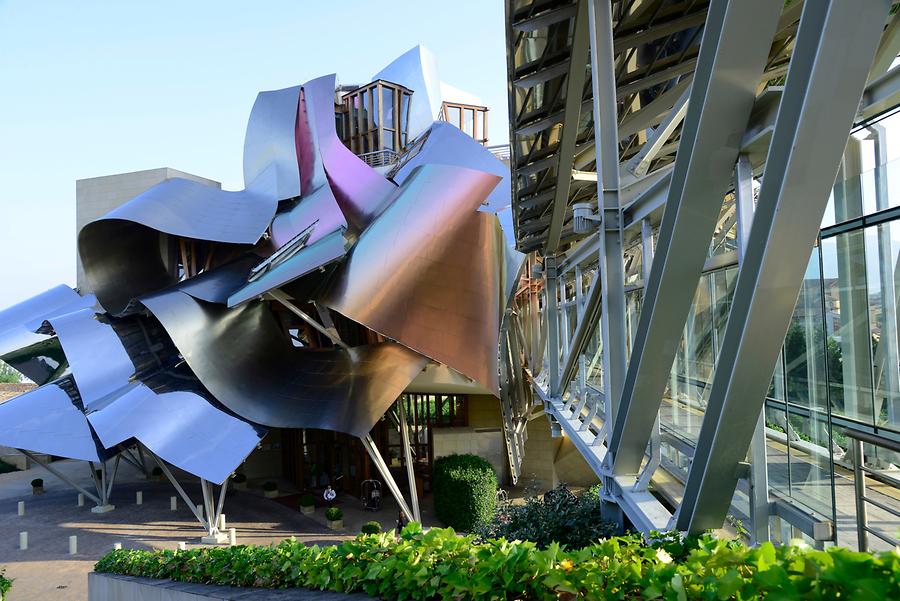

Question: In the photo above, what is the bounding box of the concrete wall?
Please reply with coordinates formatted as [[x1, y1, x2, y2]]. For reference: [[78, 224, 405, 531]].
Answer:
[[518, 417, 599, 493], [432, 395, 507, 483], [75, 168, 220, 291]]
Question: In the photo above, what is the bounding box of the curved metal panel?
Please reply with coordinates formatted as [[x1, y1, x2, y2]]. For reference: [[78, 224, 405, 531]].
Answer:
[[270, 183, 348, 250], [321, 164, 505, 395], [242, 85, 303, 199], [0, 285, 94, 357], [140, 290, 428, 436], [43, 309, 135, 408], [373, 45, 443, 140], [302, 74, 396, 231], [228, 229, 348, 308], [174, 255, 259, 304], [391, 122, 510, 212], [87, 177, 277, 245], [0, 383, 100, 462], [87, 382, 263, 484]]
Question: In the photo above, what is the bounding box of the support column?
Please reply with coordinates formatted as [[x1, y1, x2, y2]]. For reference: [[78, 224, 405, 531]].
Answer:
[[360, 434, 415, 522], [397, 399, 421, 523], [735, 154, 769, 545], [545, 256, 561, 395], [588, 0, 627, 437], [635, 219, 660, 491]]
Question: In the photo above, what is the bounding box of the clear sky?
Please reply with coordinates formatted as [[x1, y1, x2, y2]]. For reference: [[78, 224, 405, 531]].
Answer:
[[0, 0, 509, 310]]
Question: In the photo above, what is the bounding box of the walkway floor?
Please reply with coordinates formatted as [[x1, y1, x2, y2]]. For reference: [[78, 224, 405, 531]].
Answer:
[[0, 460, 439, 601]]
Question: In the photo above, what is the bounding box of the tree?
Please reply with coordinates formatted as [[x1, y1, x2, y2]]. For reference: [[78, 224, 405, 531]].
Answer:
[[0, 361, 20, 384]]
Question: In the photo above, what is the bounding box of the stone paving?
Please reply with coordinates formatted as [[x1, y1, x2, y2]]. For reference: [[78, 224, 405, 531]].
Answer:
[[0, 460, 434, 601]]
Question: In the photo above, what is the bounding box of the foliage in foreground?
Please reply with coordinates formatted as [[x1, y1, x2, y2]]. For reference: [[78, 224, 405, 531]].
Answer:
[[0, 567, 11, 600], [480, 484, 619, 549], [95, 523, 900, 600], [433, 453, 496, 532]]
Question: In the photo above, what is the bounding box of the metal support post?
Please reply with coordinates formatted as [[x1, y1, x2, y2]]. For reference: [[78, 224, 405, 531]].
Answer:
[[18, 450, 100, 505], [588, 0, 628, 438], [143, 446, 207, 528], [545, 256, 561, 396], [635, 219, 660, 492], [397, 399, 421, 522], [852, 438, 868, 552], [360, 434, 415, 522], [267, 289, 350, 350]]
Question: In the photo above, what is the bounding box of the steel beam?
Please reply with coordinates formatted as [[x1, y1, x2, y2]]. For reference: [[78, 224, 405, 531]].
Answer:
[[397, 399, 421, 522], [545, 0, 589, 253], [19, 450, 101, 505], [678, 0, 891, 533], [587, 0, 627, 429], [360, 434, 415, 523], [609, 0, 784, 477], [545, 256, 561, 394], [625, 88, 689, 177]]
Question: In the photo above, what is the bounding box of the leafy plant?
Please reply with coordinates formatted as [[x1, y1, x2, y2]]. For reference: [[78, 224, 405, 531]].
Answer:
[[325, 507, 343, 521], [433, 454, 496, 532], [0, 567, 11, 600], [360, 521, 381, 535], [299, 494, 315, 507], [480, 484, 619, 549], [30, 478, 43, 488], [262, 481, 277, 492], [95, 524, 900, 600], [232, 473, 247, 483]]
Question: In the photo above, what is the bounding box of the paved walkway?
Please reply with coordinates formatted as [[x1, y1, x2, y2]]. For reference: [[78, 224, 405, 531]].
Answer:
[[0, 460, 439, 601]]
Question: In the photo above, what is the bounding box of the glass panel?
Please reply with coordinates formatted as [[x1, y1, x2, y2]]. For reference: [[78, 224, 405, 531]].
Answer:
[[383, 86, 395, 129], [865, 221, 900, 431], [382, 129, 395, 151], [786, 409, 834, 518], [821, 232, 876, 425], [463, 108, 475, 136], [400, 93, 411, 145], [766, 403, 791, 498], [785, 246, 829, 413], [448, 106, 461, 127]]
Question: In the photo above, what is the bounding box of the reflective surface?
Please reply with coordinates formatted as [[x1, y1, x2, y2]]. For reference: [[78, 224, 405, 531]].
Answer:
[[0, 383, 100, 462], [242, 85, 303, 199], [142, 289, 429, 436], [0, 285, 93, 357], [322, 164, 505, 394]]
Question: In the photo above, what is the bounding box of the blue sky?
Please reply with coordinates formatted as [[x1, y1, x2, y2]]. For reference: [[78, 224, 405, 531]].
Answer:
[[0, 0, 509, 310]]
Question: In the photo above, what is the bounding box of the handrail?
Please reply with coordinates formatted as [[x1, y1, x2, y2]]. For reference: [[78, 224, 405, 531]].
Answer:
[[845, 429, 900, 551]]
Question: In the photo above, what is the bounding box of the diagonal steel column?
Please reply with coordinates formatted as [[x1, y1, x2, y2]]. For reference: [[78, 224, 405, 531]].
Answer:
[[545, 0, 590, 253], [397, 399, 421, 523], [678, 0, 891, 533], [608, 0, 784, 477]]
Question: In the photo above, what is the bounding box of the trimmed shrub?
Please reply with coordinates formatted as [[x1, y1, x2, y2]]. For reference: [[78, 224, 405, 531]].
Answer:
[[480, 484, 619, 549], [299, 494, 315, 507], [0, 567, 11, 601], [0, 460, 17, 475], [262, 481, 277, 492], [232, 473, 247, 484], [360, 521, 381, 535], [433, 454, 496, 532], [30, 478, 43, 488], [94, 524, 900, 600], [325, 507, 343, 521]]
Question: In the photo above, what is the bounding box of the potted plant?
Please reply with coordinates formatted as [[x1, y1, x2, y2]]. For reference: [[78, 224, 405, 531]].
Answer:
[[232, 473, 248, 490], [30, 478, 44, 495], [325, 507, 343, 530], [262, 481, 278, 498], [360, 520, 381, 535], [299, 494, 315, 515], [150, 466, 163, 482], [389, 448, 400, 467]]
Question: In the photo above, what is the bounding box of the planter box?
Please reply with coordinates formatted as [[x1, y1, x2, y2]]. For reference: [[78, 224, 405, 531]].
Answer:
[[88, 572, 372, 600], [327, 519, 343, 530], [263, 489, 279, 499], [301, 505, 315, 515]]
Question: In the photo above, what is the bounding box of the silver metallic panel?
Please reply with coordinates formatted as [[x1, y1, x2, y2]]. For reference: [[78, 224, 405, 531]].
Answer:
[[373, 45, 443, 141], [227, 229, 348, 308], [0, 285, 94, 357], [270, 184, 348, 250], [87, 383, 263, 484], [0, 383, 100, 462], [302, 74, 396, 232], [141, 290, 428, 436], [390, 122, 510, 213], [242, 85, 303, 199], [322, 164, 505, 395], [175, 255, 259, 304], [43, 309, 135, 408]]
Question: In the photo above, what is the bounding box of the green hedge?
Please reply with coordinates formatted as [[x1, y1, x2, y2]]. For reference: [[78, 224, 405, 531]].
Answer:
[[433, 454, 496, 532], [0, 567, 11, 601], [94, 524, 900, 600]]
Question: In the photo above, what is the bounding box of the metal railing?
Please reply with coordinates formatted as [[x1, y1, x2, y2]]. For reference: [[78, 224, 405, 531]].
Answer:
[[847, 429, 900, 551], [358, 149, 400, 168], [488, 144, 511, 161]]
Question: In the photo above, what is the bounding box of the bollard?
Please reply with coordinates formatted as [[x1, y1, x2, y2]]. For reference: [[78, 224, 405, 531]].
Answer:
[[113, 542, 122, 550], [19, 532, 27, 551], [177, 541, 186, 551], [218, 514, 226, 530], [228, 528, 236, 546], [170, 496, 177, 511], [77, 493, 84, 507], [69, 535, 78, 555], [17, 501, 24, 516], [136, 491, 143, 505]]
